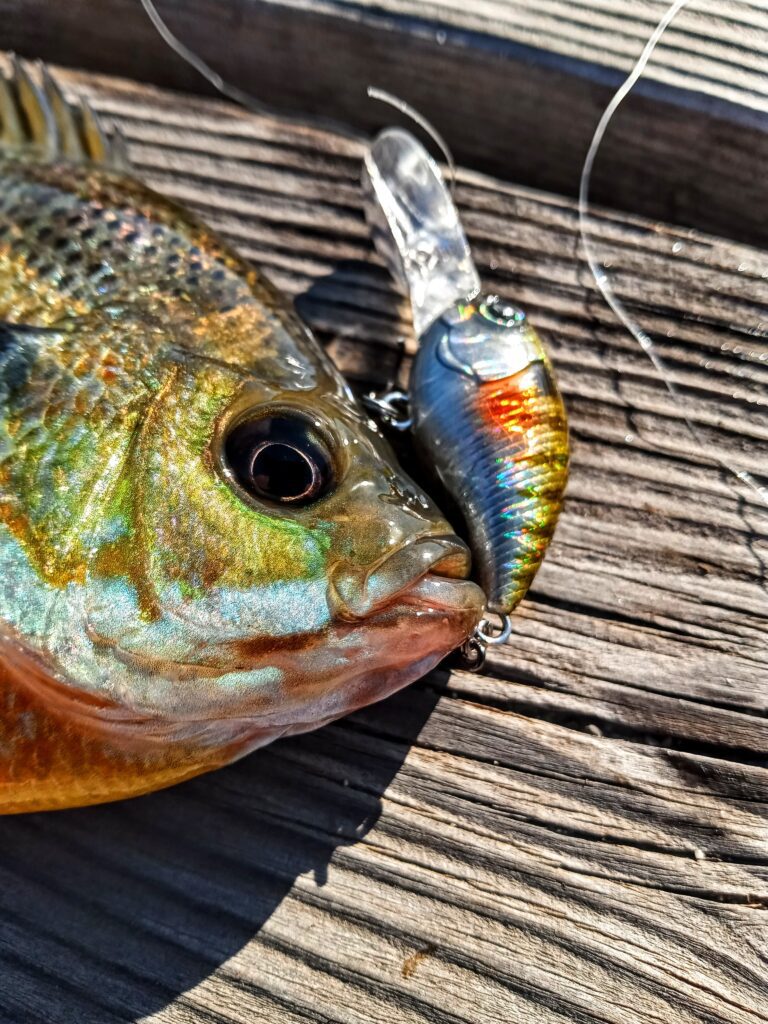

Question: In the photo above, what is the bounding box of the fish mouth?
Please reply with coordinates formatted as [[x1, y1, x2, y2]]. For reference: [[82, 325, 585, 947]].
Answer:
[[329, 533, 476, 621], [74, 533, 481, 696], [2, 534, 485, 749], [92, 534, 484, 695]]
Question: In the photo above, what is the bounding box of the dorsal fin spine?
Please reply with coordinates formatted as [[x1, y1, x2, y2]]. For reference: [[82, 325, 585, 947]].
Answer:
[[0, 56, 127, 169]]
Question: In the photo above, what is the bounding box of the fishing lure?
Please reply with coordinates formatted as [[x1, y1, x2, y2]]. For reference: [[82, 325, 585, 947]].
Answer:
[[362, 128, 570, 659], [0, 61, 485, 813]]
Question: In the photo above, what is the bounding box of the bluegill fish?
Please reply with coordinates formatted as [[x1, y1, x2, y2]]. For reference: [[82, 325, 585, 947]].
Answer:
[[363, 129, 569, 641], [0, 62, 484, 813]]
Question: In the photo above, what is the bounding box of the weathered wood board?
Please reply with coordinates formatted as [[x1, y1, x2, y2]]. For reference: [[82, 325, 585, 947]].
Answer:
[[2, 0, 768, 246], [0, 61, 766, 1024]]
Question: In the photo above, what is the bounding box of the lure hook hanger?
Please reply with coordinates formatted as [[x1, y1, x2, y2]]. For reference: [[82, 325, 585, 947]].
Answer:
[[361, 388, 413, 431], [475, 613, 514, 647], [459, 613, 513, 672]]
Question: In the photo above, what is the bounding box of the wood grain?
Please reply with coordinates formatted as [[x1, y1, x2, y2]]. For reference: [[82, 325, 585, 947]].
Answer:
[[2, 1, 768, 246], [0, 62, 765, 1024]]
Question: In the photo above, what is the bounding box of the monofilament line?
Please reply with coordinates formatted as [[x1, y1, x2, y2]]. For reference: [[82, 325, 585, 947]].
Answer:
[[367, 87, 458, 197], [578, 0, 768, 507], [139, 0, 359, 139]]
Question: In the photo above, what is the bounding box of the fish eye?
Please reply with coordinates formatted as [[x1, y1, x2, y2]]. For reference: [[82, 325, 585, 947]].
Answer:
[[224, 413, 335, 507]]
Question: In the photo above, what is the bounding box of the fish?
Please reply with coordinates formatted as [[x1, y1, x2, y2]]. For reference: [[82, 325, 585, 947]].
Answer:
[[363, 128, 569, 648], [0, 61, 485, 813]]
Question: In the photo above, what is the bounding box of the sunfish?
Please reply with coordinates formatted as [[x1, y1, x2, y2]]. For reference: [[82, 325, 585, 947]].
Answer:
[[0, 61, 483, 812]]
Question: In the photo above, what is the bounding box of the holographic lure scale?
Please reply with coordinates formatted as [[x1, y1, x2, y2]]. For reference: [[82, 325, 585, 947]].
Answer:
[[363, 129, 569, 643]]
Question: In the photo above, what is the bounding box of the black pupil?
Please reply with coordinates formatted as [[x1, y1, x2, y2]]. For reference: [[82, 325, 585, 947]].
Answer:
[[251, 442, 315, 501], [225, 414, 333, 506]]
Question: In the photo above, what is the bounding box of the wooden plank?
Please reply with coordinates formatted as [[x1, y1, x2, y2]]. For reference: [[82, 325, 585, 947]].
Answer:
[[0, 63, 766, 1023], [2, 1, 768, 246]]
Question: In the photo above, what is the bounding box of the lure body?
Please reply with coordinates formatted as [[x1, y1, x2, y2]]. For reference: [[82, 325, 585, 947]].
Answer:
[[410, 299, 569, 614], [363, 128, 569, 620], [0, 66, 484, 813]]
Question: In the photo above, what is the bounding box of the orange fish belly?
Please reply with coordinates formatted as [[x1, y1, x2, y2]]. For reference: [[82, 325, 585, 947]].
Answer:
[[0, 649, 241, 814]]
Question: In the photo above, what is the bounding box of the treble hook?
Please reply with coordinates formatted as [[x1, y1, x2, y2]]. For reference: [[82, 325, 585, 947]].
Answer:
[[460, 613, 513, 672]]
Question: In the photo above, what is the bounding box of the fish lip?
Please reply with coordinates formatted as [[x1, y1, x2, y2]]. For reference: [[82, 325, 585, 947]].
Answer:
[[329, 533, 474, 621], [419, 533, 474, 579], [399, 572, 485, 612]]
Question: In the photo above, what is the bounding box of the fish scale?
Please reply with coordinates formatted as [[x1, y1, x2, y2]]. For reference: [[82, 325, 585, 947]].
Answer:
[[0, 159, 251, 322]]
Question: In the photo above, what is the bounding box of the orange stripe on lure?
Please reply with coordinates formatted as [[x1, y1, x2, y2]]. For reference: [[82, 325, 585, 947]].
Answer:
[[363, 129, 569, 659]]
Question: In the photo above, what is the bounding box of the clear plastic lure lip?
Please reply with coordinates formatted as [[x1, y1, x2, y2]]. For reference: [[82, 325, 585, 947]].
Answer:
[[362, 127, 480, 337]]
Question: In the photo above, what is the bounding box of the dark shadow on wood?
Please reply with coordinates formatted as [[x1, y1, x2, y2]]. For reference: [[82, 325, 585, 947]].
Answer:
[[295, 259, 409, 393], [0, 673, 448, 1023]]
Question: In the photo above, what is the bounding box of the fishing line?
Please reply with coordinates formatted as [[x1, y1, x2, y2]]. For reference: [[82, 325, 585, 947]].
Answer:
[[139, 1, 456, 188], [578, 0, 768, 507], [138, 0, 359, 139], [139, 0, 268, 115], [367, 86, 457, 197]]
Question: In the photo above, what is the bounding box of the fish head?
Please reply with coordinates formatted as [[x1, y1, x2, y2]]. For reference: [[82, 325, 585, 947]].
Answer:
[[68, 305, 484, 746]]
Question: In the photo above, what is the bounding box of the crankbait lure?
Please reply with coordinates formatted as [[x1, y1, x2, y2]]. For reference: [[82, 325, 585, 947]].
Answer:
[[0, 61, 485, 813], [363, 129, 570, 658]]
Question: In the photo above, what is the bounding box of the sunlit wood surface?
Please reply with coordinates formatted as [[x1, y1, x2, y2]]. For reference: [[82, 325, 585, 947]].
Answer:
[[0, 51, 766, 1024], [2, 0, 768, 246]]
